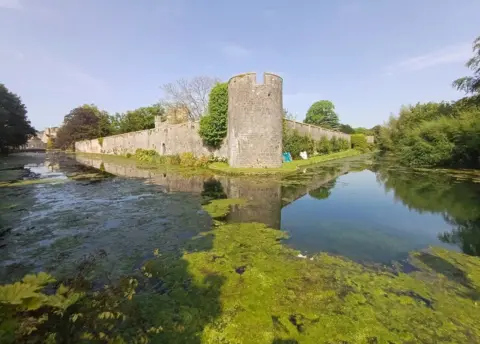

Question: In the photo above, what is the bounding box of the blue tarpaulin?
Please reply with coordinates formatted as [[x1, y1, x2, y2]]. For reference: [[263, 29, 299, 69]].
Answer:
[[282, 152, 292, 162]]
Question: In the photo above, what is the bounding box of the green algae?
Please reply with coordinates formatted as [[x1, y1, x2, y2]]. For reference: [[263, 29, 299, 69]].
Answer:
[[201, 198, 247, 219], [3, 196, 480, 343], [0, 177, 65, 188], [142, 223, 480, 343], [67, 171, 112, 181], [118, 199, 480, 343], [2, 154, 480, 343]]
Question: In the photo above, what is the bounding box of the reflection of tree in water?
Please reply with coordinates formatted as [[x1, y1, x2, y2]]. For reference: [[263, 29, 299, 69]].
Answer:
[[374, 165, 480, 256], [440, 217, 480, 257], [201, 178, 227, 201], [308, 180, 336, 200]]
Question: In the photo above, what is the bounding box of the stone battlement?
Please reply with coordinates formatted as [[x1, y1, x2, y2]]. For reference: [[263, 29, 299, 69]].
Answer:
[[76, 72, 364, 168], [228, 72, 283, 87]]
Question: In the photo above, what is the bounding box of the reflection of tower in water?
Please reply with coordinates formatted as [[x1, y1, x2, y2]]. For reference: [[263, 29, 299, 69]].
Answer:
[[221, 178, 282, 229]]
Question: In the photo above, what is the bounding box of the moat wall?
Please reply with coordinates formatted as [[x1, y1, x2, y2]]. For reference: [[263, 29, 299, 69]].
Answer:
[[285, 119, 351, 141], [75, 121, 228, 158], [75, 72, 371, 164]]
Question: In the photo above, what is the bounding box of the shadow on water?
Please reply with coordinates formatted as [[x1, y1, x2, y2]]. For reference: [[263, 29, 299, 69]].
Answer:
[[272, 339, 299, 344], [416, 252, 471, 287], [0, 153, 226, 342]]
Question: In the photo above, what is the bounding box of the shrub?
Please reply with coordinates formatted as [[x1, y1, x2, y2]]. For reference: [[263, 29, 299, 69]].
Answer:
[[351, 134, 369, 152], [283, 128, 315, 159], [134, 149, 159, 162], [179, 152, 197, 167], [331, 137, 340, 152], [199, 82, 228, 148], [98, 137, 104, 147], [340, 137, 351, 151], [316, 136, 332, 155], [165, 154, 181, 165], [377, 96, 480, 168], [195, 155, 210, 168]]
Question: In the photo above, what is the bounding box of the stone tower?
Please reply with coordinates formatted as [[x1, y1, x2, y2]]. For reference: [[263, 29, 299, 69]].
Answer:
[[227, 72, 283, 168]]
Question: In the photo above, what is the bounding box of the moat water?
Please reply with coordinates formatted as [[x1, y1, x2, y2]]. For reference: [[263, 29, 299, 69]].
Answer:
[[1, 152, 479, 283]]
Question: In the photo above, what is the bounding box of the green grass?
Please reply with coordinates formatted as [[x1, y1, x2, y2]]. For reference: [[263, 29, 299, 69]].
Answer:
[[208, 149, 364, 175]]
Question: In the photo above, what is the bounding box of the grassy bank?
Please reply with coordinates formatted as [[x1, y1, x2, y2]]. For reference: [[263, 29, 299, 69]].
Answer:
[[208, 149, 364, 175], [76, 149, 365, 177]]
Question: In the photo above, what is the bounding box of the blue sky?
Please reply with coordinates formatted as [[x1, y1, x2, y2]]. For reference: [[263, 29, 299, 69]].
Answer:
[[1, 0, 479, 130]]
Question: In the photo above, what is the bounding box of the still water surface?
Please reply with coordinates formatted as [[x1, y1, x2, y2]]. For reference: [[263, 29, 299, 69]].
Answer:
[[1, 152, 479, 282]]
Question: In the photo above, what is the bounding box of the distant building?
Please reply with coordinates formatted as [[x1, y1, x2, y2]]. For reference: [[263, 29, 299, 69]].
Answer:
[[21, 127, 59, 150]]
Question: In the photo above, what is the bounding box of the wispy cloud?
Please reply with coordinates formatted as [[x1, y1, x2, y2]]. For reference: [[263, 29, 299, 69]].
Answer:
[[222, 44, 251, 58], [385, 43, 471, 76], [0, 0, 22, 10]]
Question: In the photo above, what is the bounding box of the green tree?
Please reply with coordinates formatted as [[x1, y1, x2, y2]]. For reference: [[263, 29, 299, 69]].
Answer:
[[339, 123, 355, 134], [304, 100, 340, 129], [110, 104, 164, 134], [353, 127, 373, 135], [0, 84, 36, 153], [453, 35, 480, 94], [55, 104, 112, 150], [199, 82, 228, 148]]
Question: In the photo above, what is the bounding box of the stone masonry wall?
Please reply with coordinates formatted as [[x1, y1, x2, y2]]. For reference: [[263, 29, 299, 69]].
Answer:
[[227, 72, 283, 168], [284, 119, 351, 142], [75, 121, 228, 158], [75, 72, 366, 166]]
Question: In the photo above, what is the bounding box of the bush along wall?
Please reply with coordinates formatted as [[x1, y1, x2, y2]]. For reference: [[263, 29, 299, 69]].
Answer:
[[350, 134, 369, 152], [283, 123, 351, 159]]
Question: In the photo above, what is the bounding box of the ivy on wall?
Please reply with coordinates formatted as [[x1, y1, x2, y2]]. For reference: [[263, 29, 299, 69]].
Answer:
[[199, 83, 228, 148]]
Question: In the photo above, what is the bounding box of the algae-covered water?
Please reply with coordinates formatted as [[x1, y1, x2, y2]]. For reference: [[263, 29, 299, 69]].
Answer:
[[1, 152, 480, 343], [1, 152, 479, 279]]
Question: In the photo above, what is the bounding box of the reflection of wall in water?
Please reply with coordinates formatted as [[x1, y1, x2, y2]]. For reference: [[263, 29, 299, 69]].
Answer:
[[281, 164, 351, 207], [75, 155, 207, 194], [221, 178, 282, 229], [74, 155, 354, 230]]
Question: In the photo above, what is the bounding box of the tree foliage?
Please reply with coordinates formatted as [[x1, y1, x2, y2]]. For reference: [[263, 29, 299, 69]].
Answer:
[[283, 123, 350, 159], [110, 104, 164, 134], [452, 35, 480, 94], [377, 98, 480, 168], [304, 100, 340, 129], [0, 84, 35, 153], [378, 36, 480, 168], [199, 82, 228, 148], [339, 123, 355, 134], [351, 134, 370, 152], [161, 76, 219, 121], [55, 105, 112, 150]]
